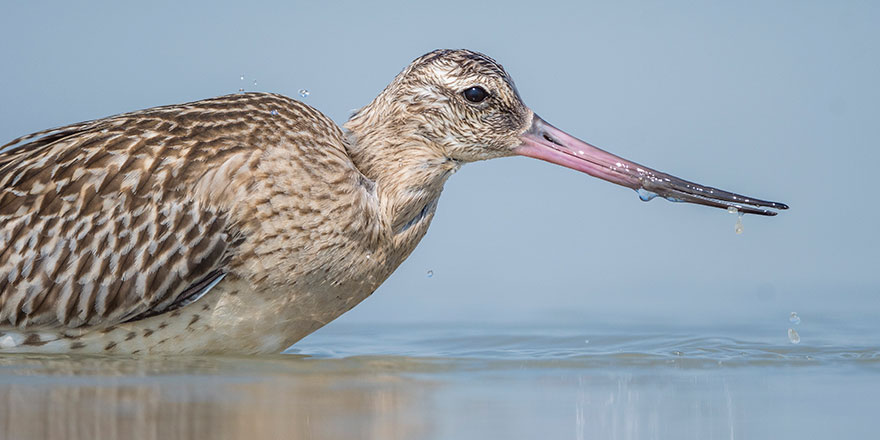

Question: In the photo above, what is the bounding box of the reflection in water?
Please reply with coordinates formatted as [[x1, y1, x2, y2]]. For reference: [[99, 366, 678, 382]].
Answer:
[[0, 355, 433, 440], [0, 327, 877, 440], [573, 373, 737, 440]]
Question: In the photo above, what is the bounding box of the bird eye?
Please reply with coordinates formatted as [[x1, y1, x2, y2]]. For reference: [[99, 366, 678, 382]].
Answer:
[[463, 86, 489, 103]]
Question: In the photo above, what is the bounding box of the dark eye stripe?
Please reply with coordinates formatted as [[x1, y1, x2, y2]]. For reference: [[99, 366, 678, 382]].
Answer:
[[463, 86, 488, 103]]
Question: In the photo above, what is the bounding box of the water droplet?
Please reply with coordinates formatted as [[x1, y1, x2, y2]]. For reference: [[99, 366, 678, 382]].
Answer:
[[365, 254, 371, 260], [735, 213, 744, 234], [578, 150, 585, 155], [299, 89, 310, 98], [584, 339, 590, 344], [672, 350, 683, 356], [788, 328, 800, 344], [789, 312, 801, 325], [270, 110, 278, 116], [426, 270, 433, 278], [636, 188, 658, 202], [253, 80, 257, 88], [240, 75, 244, 81], [727, 206, 738, 214]]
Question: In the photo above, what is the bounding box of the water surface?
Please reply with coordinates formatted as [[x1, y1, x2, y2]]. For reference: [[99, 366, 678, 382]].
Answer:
[[0, 320, 876, 440]]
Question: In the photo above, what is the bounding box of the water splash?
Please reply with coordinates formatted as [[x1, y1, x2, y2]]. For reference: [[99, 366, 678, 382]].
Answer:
[[790, 312, 801, 325], [788, 328, 801, 344], [636, 188, 658, 202], [299, 89, 310, 98], [426, 270, 434, 278]]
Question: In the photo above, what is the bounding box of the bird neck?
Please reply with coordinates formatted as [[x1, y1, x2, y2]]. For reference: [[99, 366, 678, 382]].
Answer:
[[344, 113, 460, 237]]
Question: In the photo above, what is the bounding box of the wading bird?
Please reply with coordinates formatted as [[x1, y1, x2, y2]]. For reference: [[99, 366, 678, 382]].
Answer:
[[0, 50, 786, 354]]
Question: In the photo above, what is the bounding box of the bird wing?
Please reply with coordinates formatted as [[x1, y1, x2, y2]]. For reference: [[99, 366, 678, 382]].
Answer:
[[0, 94, 277, 329]]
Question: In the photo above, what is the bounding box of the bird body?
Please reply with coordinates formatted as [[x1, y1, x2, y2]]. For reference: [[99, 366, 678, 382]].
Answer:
[[0, 92, 442, 354], [0, 50, 786, 354]]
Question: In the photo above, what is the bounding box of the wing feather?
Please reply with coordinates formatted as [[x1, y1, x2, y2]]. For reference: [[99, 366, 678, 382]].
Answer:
[[0, 93, 298, 329]]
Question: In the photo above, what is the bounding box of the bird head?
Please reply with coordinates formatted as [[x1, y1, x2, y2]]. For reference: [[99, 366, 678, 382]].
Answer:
[[347, 49, 787, 215]]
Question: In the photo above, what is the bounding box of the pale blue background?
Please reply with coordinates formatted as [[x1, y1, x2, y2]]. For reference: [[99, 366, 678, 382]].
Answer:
[[1, 1, 877, 329]]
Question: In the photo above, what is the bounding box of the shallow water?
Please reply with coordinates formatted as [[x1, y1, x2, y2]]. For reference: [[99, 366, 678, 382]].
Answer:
[[0, 320, 877, 440]]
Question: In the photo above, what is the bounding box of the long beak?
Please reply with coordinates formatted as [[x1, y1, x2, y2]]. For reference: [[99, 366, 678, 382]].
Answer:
[[514, 114, 789, 216]]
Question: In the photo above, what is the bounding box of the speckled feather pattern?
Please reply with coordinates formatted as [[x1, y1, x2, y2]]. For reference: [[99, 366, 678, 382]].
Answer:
[[0, 50, 532, 354]]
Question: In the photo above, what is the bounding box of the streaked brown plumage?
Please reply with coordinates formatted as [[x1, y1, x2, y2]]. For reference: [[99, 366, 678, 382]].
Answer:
[[0, 49, 786, 354]]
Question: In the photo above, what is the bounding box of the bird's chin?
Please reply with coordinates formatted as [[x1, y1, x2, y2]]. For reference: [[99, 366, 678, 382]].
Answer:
[[514, 114, 788, 216]]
